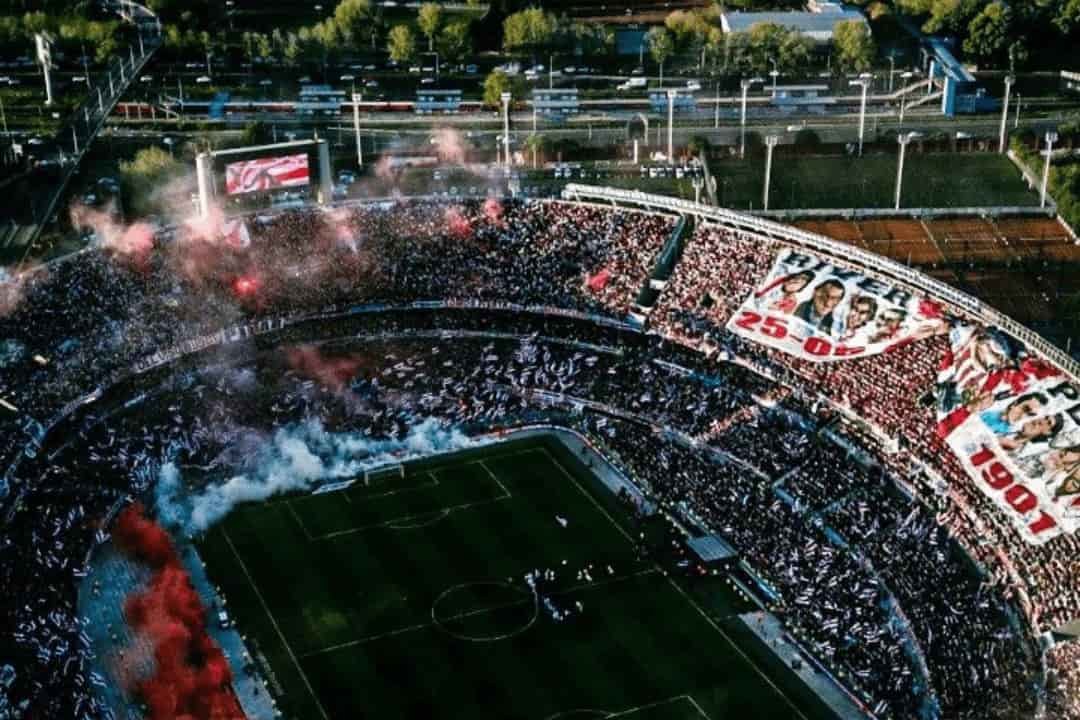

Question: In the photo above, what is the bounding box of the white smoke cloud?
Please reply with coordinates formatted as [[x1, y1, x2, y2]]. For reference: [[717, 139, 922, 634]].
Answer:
[[156, 417, 476, 533]]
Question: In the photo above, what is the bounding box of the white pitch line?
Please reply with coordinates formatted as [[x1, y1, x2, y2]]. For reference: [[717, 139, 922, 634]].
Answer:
[[301, 568, 660, 659], [683, 693, 713, 720], [222, 527, 331, 720], [664, 578, 807, 720], [543, 446, 804, 720], [541, 447, 634, 544], [313, 493, 512, 540], [607, 694, 693, 718], [284, 500, 313, 542]]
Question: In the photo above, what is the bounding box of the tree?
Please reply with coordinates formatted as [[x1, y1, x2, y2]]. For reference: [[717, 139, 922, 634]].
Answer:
[[502, 8, 557, 54], [963, 2, 1011, 64], [524, 133, 546, 168], [833, 19, 875, 72], [1054, 0, 1080, 35], [418, 3, 442, 52], [777, 31, 813, 73], [255, 33, 272, 64], [438, 20, 472, 65], [118, 146, 184, 216], [334, 0, 372, 39], [283, 32, 302, 68], [387, 24, 416, 64], [647, 27, 674, 86], [483, 69, 511, 108]]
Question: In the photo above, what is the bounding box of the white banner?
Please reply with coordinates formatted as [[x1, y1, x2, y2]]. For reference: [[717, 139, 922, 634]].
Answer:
[[727, 249, 949, 362], [936, 325, 1080, 544]]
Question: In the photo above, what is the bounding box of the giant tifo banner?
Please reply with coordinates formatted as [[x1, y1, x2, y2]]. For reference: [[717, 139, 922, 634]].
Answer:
[[727, 249, 949, 362], [936, 325, 1080, 544], [225, 153, 310, 196]]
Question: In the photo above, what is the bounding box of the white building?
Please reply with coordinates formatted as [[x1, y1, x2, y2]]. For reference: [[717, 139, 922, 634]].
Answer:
[[720, 2, 869, 43]]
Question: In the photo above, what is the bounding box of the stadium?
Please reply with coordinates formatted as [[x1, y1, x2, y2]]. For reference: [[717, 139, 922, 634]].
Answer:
[[1, 171, 1079, 720]]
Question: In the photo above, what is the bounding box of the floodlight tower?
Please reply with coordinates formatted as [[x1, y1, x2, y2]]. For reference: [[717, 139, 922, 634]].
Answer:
[[35, 33, 54, 106], [895, 132, 914, 210], [1041, 131, 1058, 208], [850, 75, 872, 157], [501, 92, 512, 168], [739, 77, 763, 159], [666, 89, 678, 165], [897, 71, 914, 130], [763, 135, 780, 211], [352, 92, 363, 167], [998, 75, 1013, 154]]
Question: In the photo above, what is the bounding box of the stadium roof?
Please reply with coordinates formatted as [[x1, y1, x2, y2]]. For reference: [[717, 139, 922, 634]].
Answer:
[[687, 534, 738, 564], [720, 8, 868, 42]]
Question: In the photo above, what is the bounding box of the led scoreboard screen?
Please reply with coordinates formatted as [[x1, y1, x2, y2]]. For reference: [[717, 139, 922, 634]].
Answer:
[[224, 153, 310, 195]]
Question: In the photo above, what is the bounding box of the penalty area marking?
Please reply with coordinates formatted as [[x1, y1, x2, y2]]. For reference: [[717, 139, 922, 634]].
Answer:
[[544, 695, 711, 720], [311, 467, 513, 540], [430, 581, 538, 642]]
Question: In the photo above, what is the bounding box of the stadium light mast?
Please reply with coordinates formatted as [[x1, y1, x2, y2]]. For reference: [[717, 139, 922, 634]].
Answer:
[[35, 33, 54, 106], [999, 75, 1013, 154], [895, 132, 914, 210], [762, 134, 779, 211], [666, 89, 677, 165], [897, 71, 914, 130], [739, 77, 762, 159], [850, 75, 872, 157], [1041, 131, 1058, 208], [501, 92, 512, 168], [352, 92, 363, 167]]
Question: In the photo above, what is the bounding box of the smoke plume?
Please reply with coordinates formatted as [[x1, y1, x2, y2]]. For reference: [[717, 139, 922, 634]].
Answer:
[[113, 503, 245, 720], [156, 417, 475, 534]]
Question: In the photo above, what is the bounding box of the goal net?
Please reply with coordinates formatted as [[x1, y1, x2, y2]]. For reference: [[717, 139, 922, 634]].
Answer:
[[364, 463, 406, 487]]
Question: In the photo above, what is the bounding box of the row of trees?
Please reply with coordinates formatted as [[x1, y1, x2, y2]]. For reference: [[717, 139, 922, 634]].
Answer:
[[387, 3, 472, 65], [0, 11, 121, 63], [495, 7, 875, 77], [848, 0, 1080, 68]]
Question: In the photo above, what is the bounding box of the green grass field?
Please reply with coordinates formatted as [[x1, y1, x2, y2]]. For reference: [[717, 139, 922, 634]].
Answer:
[[708, 152, 1038, 211], [198, 436, 820, 720]]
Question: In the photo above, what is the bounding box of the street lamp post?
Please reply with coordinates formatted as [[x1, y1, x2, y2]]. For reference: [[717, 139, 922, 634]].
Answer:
[[501, 92, 512, 168], [666, 89, 677, 165], [1014, 93, 1021, 129], [897, 71, 914, 130], [739, 77, 762, 159], [352, 92, 363, 167], [714, 80, 720, 129], [769, 58, 779, 95], [763, 135, 779, 211], [888, 52, 895, 94], [999, 75, 1013, 154], [1041, 131, 1058, 208], [895, 132, 912, 210], [850, 76, 872, 157]]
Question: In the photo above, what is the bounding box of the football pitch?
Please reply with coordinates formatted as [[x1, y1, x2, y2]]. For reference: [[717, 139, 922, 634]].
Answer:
[[198, 435, 818, 720]]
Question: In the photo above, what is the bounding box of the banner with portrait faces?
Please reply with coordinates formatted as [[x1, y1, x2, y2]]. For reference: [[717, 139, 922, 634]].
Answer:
[[727, 249, 949, 362], [936, 325, 1080, 544]]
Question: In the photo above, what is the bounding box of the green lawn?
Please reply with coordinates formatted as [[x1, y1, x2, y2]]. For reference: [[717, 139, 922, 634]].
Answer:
[[198, 436, 822, 720], [708, 152, 1038, 211]]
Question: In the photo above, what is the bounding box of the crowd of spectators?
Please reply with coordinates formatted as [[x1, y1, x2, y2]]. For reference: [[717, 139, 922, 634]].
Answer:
[[0, 199, 1075, 719]]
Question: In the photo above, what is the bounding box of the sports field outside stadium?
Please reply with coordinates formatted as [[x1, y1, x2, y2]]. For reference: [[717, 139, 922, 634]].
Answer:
[[198, 435, 832, 720], [702, 153, 1037, 211]]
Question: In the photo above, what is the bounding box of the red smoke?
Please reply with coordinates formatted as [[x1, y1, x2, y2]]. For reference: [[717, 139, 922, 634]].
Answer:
[[114, 504, 246, 720], [444, 205, 473, 239], [286, 344, 361, 392], [482, 197, 504, 226]]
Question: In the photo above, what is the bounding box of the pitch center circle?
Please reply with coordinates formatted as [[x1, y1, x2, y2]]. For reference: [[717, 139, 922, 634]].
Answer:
[[430, 581, 538, 642]]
